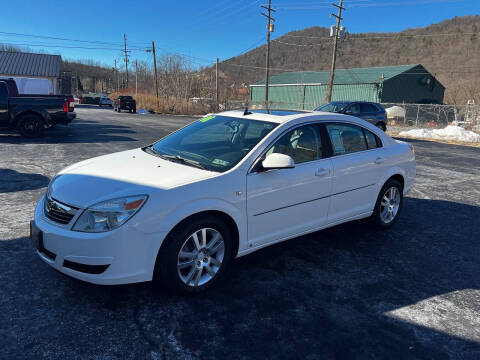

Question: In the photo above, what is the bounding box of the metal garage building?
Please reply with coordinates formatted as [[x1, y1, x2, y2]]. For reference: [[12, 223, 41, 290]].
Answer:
[[0, 51, 63, 94], [250, 64, 445, 109]]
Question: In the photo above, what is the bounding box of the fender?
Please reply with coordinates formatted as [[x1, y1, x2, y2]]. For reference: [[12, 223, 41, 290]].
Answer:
[[154, 198, 247, 254], [376, 166, 406, 195], [12, 108, 49, 126]]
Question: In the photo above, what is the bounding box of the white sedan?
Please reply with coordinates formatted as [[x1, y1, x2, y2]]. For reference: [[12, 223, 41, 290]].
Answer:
[[31, 109, 415, 294]]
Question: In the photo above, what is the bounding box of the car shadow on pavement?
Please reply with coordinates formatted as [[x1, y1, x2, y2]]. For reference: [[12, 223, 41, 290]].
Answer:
[[0, 169, 50, 193], [0, 197, 479, 359], [0, 120, 137, 145]]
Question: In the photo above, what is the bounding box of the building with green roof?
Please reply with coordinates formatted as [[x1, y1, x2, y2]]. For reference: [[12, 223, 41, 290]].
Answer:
[[250, 64, 445, 109]]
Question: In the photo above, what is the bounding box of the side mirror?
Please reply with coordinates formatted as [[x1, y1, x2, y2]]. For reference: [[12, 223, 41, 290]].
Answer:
[[261, 153, 295, 170]]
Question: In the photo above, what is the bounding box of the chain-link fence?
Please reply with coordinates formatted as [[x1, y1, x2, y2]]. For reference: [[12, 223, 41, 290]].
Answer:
[[382, 103, 480, 134]]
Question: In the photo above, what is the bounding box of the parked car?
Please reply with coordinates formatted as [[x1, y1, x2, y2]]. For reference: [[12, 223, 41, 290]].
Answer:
[[0, 79, 75, 138], [315, 101, 388, 131], [31, 109, 415, 293], [114, 95, 136, 113], [99, 96, 112, 107]]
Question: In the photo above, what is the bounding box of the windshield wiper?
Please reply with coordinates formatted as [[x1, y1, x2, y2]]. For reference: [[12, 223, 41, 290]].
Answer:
[[145, 147, 208, 170], [144, 145, 160, 155], [159, 154, 208, 170]]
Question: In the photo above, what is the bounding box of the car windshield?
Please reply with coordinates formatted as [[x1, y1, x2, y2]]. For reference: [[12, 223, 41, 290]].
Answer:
[[147, 115, 277, 172], [316, 102, 350, 113]]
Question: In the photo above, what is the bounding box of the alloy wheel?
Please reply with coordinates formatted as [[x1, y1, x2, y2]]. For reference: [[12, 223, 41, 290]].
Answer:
[[380, 186, 401, 224], [177, 228, 225, 287]]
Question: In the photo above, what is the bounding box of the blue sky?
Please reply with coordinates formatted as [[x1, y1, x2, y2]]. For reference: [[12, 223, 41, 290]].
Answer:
[[1, 0, 479, 68]]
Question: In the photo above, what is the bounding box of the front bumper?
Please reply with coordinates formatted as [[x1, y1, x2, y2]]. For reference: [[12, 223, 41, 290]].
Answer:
[[32, 195, 166, 285]]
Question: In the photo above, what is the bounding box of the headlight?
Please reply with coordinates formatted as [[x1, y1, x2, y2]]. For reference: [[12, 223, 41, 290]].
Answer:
[[72, 195, 148, 233]]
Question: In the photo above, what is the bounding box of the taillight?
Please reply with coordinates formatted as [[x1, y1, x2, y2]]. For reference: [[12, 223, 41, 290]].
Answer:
[[409, 144, 415, 155], [63, 101, 68, 112]]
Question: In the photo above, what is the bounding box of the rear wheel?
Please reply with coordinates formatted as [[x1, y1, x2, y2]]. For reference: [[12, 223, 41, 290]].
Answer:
[[370, 179, 403, 229], [155, 215, 233, 294], [17, 114, 45, 138]]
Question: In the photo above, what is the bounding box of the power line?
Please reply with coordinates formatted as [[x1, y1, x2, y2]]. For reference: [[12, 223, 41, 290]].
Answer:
[[0, 31, 150, 47], [281, 31, 480, 41]]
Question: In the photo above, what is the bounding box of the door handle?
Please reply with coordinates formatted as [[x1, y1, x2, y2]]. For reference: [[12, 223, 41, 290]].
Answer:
[[374, 157, 384, 164], [315, 168, 329, 177]]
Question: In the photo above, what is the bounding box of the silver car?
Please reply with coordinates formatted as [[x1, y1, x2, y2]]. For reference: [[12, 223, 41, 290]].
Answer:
[[99, 96, 112, 107]]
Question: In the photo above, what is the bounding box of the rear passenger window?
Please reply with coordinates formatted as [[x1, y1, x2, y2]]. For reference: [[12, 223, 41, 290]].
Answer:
[[364, 129, 382, 149], [326, 124, 367, 155]]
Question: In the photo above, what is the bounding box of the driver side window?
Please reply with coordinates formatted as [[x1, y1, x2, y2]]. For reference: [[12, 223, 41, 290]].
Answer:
[[347, 103, 360, 114], [266, 124, 323, 164]]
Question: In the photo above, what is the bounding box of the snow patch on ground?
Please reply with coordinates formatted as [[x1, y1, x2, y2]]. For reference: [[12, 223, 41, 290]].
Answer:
[[399, 125, 480, 143]]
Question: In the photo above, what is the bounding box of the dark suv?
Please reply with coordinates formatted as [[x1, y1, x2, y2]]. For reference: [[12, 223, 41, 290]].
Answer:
[[315, 101, 387, 131], [114, 96, 136, 113]]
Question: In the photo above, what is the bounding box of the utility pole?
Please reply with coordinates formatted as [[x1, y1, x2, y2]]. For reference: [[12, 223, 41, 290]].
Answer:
[[123, 33, 129, 88], [114, 59, 119, 91], [261, 0, 275, 109], [135, 59, 138, 97], [215, 57, 219, 111], [152, 41, 159, 108], [326, 0, 345, 102]]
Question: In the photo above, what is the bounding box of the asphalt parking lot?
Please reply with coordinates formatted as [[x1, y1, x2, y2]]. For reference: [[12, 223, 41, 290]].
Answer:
[[1, 105, 479, 359]]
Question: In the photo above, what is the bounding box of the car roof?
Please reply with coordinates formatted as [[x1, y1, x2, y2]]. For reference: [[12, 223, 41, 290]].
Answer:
[[217, 109, 360, 124]]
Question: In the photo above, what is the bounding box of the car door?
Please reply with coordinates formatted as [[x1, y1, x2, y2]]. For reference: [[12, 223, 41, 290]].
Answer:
[[325, 122, 386, 223], [0, 81, 9, 127], [246, 123, 333, 248], [345, 103, 360, 117], [359, 103, 377, 125]]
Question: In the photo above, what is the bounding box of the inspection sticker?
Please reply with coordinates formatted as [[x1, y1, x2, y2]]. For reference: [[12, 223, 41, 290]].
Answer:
[[200, 115, 215, 123], [212, 158, 229, 166]]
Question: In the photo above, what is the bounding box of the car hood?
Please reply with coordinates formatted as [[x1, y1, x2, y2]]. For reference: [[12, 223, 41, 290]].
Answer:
[[50, 148, 217, 208]]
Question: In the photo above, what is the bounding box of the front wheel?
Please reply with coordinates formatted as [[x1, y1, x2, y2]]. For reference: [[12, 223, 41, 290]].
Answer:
[[155, 216, 234, 294], [370, 179, 403, 229]]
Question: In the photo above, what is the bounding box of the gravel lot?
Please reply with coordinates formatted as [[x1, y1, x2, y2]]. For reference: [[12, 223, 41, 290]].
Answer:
[[1, 105, 479, 359]]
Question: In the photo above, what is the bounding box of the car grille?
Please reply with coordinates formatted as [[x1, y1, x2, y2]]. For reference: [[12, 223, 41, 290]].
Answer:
[[44, 197, 78, 225]]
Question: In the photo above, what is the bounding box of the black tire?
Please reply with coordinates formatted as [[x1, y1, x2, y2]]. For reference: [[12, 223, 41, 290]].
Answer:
[[17, 114, 45, 138], [155, 215, 234, 295], [376, 122, 386, 132], [133, 108, 136, 114], [370, 179, 403, 229]]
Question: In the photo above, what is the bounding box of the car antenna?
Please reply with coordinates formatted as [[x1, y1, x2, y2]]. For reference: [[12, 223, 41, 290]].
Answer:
[[243, 101, 251, 115]]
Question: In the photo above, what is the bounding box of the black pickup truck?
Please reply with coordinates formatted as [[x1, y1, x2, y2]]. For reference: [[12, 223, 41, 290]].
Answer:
[[114, 95, 136, 113], [0, 78, 76, 138]]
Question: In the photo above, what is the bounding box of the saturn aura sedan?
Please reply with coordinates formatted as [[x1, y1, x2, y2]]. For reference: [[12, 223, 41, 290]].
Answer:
[[31, 109, 415, 294]]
